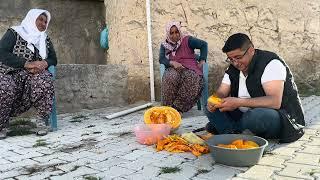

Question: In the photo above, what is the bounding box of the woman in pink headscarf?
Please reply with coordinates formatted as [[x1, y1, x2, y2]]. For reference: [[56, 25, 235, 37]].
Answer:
[[0, 9, 57, 138], [159, 21, 208, 113]]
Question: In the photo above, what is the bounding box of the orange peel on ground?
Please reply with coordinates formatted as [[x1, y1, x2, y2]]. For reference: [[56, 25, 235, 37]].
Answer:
[[156, 134, 210, 156]]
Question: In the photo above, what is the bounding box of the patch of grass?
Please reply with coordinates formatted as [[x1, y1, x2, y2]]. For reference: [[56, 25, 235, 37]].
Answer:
[[9, 118, 36, 128], [196, 169, 210, 174], [159, 166, 181, 174], [297, 83, 320, 97], [8, 118, 37, 136], [25, 166, 41, 174], [84, 176, 102, 180], [118, 132, 132, 137], [69, 119, 82, 123], [33, 139, 48, 147], [263, 150, 275, 156], [306, 169, 320, 176], [60, 138, 97, 153], [71, 165, 81, 171], [69, 114, 89, 123], [7, 126, 34, 137]]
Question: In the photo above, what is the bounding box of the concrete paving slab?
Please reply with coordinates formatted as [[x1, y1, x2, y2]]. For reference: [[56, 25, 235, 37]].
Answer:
[[0, 96, 318, 179]]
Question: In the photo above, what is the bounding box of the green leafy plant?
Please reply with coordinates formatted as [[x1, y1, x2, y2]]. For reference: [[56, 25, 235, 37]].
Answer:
[[7, 118, 37, 137], [33, 139, 48, 147], [197, 169, 210, 174], [159, 166, 181, 174], [84, 176, 102, 180]]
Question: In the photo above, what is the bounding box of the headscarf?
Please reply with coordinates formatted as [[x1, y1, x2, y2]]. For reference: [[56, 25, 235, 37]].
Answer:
[[12, 9, 51, 59], [161, 21, 185, 58]]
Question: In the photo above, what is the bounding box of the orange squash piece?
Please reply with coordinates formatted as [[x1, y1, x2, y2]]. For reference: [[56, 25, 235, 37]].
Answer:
[[244, 140, 259, 148], [217, 139, 259, 149], [207, 95, 222, 105], [231, 139, 244, 147], [144, 106, 181, 129], [217, 144, 237, 149]]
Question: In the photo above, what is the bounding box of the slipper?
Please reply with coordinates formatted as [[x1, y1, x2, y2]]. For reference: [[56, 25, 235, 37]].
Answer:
[[36, 129, 48, 136], [0, 129, 8, 140]]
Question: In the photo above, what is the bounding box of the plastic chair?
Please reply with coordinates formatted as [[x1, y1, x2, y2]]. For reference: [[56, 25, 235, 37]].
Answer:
[[48, 66, 57, 131], [160, 62, 209, 111]]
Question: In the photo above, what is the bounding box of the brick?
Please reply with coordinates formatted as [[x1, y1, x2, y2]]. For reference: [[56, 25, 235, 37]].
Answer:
[[0, 159, 38, 172], [140, 151, 169, 160], [87, 150, 126, 161], [158, 163, 198, 180], [277, 163, 320, 179], [98, 143, 139, 153], [184, 154, 214, 171], [119, 173, 165, 180], [304, 128, 318, 135], [151, 155, 186, 167], [0, 158, 11, 165], [196, 164, 242, 180], [88, 157, 130, 171], [15, 170, 64, 180], [56, 158, 99, 172], [129, 165, 161, 178], [118, 156, 162, 171], [121, 149, 154, 161], [283, 140, 306, 148], [170, 152, 198, 160], [58, 151, 97, 162], [0, 169, 22, 179], [35, 148, 56, 155], [287, 153, 320, 166], [257, 155, 286, 168], [271, 146, 298, 157], [272, 175, 305, 180], [32, 152, 71, 163], [6, 151, 44, 162], [50, 166, 98, 180], [297, 133, 312, 141], [95, 166, 136, 179], [309, 137, 320, 146], [298, 145, 320, 154], [237, 165, 281, 179], [0, 151, 20, 159]]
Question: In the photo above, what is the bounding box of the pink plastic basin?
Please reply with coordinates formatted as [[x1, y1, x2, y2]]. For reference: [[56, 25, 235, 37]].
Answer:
[[133, 124, 171, 145]]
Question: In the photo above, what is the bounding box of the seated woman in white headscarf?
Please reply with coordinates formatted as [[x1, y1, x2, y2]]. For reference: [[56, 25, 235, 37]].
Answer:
[[0, 9, 57, 138]]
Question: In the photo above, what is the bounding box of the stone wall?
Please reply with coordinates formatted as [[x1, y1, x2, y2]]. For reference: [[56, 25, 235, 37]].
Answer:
[[0, 0, 106, 65], [55, 64, 128, 113], [105, 0, 320, 103], [104, 0, 150, 103]]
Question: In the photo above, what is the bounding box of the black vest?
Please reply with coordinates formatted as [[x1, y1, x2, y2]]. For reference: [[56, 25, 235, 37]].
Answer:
[[226, 49, 305, 143]]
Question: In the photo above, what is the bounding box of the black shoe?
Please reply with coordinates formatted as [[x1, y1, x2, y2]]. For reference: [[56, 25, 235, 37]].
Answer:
[[205, 122, 219, 134]]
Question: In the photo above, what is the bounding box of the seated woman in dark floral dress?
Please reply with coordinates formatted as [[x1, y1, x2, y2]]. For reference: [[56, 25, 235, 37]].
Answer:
[[0, 9, 57, 138], [159, 21, 208, 113]]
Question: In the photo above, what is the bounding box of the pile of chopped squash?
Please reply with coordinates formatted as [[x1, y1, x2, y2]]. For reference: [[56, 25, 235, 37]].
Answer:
[[156, 134, 210, 156], [217, 139, 259, 149]]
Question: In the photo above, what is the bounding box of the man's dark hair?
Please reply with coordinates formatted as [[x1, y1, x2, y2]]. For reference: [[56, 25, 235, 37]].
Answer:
[[222, 33, 253, 53]]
